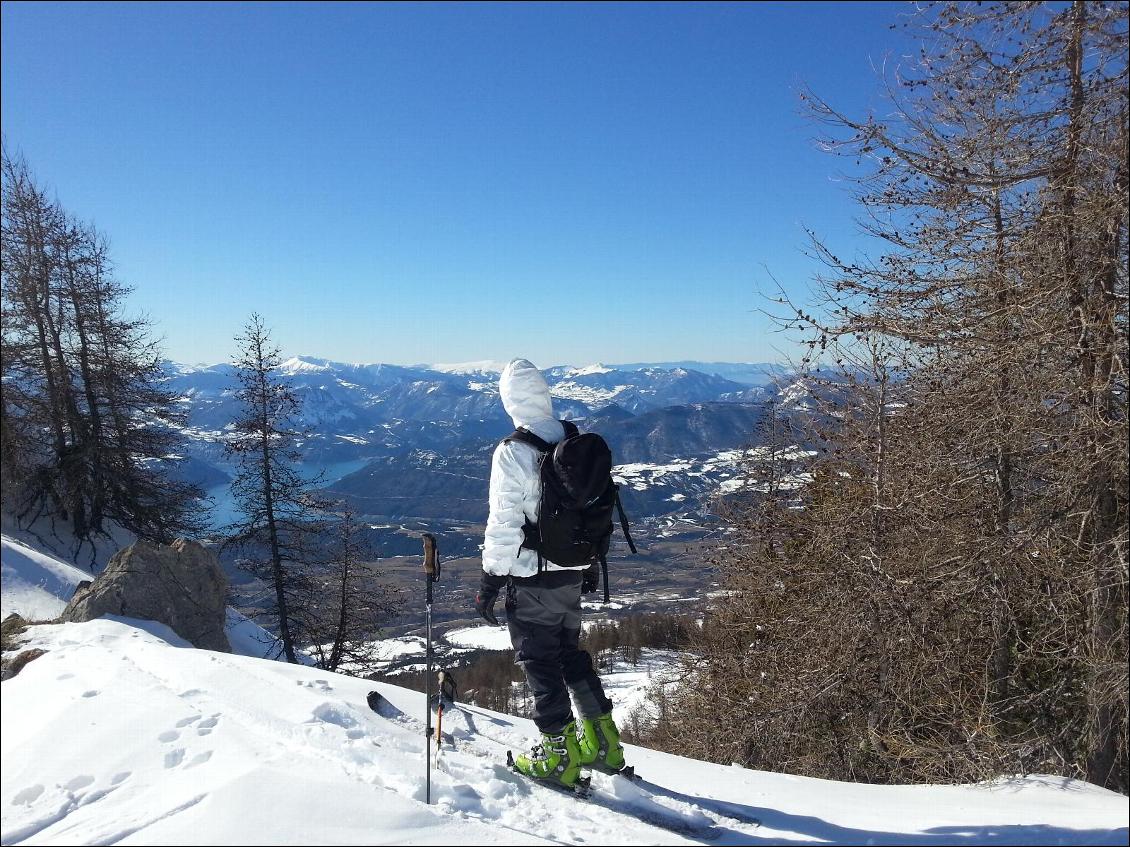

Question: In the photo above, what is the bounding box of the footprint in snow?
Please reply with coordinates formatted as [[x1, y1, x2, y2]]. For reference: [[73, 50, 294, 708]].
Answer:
[[157, 730, 180, 743], [185, 751, 213, 769], [442, 782, 485, 816], [196, 715, 219, 735], [164, 749, 186, 769], [311, 703, 356, 729], [64, 775, 94, 792], [175, 715, 200, 728], [81, 690, 99, 698], [12, 785, 44, 805]]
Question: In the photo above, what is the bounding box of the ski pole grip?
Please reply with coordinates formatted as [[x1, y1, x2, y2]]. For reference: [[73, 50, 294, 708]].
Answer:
[[422, 533, 438, 578]]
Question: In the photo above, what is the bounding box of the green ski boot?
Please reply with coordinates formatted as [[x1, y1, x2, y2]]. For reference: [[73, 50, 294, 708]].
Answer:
[[512, 721, 583, 788], [577, 712, 626, 774]]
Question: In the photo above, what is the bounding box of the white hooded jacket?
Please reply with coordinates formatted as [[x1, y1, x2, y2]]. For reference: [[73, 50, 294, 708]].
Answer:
[[482, 359, 570, 578]]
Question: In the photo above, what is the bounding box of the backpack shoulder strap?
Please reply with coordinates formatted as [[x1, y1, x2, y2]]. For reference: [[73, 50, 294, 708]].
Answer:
[[504, 420, 579, 453], [614, 486, 638, 554], [504, 427, 553, 453]]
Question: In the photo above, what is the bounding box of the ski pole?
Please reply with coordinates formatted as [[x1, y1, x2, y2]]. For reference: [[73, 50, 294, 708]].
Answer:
[[436, 670, 447, 756], [436, 700, 445, 757], [422, 533, 439, 804]]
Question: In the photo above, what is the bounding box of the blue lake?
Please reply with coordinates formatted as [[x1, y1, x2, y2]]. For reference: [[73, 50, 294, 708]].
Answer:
[[204, 459, 371, 529]]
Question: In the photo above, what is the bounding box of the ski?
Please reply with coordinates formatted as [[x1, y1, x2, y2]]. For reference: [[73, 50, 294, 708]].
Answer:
[[603, 768, 763, 829], [367, 691, 456, 746], [503, 751, 731, 839], [366, 690, 395, 717], [505, 750, 593, 799], [368, 689, 756, 838]]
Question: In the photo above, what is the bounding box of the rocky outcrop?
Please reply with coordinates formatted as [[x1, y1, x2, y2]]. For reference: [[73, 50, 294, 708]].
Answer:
[[2, 648, 46, 680], [1, 613, 44, 680], [61, 538, 230, 652], [1, 613, 29, 651]]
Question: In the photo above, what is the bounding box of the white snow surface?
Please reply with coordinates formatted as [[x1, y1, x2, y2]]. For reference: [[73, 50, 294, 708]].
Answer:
[[2, 538, 1127, 846], [1, 533, 300, 663], [564, 363, 615, 376], [1, 535, 93, 621], [427, 360, 511, 375], [444, 625, 513, 651], [596, 650, 683, 721], [550, 380, 634, 406], [278, 355, 336, 374]]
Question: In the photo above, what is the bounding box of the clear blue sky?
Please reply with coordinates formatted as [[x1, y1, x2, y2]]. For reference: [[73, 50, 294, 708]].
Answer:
[[2, 1, 911, 367]]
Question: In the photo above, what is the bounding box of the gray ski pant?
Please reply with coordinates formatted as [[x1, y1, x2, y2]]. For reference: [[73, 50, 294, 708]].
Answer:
[[506, 569, 613, 734]]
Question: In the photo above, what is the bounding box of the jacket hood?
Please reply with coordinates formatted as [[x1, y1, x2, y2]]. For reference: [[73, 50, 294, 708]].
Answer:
[[499, 359, 555, 431]]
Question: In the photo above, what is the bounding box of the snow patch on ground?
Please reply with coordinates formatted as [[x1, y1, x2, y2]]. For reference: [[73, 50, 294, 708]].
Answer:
[[224, 609, 309, 663], [444, 626, 512, 651], [1, 533, 301, 663], [551, 381, 633, 406], [1, 535, 93, 620], [599, 650, 683, 719], [334, 434, 370, 444], [369, 636, 427, 662], [612, 447, 817, 497]]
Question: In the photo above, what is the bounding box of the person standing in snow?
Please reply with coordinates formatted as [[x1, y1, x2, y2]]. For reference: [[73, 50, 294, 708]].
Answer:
[[474, 358, 626, 788]]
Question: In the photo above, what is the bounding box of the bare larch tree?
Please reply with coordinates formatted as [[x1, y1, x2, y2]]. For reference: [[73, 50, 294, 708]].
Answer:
[[1, 148, 205, 563], [224, 314, 328, 664]]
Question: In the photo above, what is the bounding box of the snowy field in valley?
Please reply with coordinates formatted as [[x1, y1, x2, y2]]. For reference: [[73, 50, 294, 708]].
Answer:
[[441, 624, 678, 719], [444, 624, 513, 651], [2, 533, 1127, 845]]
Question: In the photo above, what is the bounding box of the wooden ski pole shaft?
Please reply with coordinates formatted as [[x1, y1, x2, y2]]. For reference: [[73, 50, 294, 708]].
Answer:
[[436, 702, 445, 756], [422, 533, 438, 804]]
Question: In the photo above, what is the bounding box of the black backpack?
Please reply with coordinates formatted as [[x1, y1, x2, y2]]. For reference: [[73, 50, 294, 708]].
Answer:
[[504, 420, 637, 603]]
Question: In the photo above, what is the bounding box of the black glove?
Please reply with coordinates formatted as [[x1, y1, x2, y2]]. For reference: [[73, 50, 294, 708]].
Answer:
[[581, 564, 599, 595], [475, 573, 507, 626]]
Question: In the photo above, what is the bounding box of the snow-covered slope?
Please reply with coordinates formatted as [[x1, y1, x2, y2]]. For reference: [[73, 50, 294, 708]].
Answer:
[[0, 534, 295, 663], [3, 618, 1126, 846], [2, 538, 1126, 845], [1, 535, 93, 621]]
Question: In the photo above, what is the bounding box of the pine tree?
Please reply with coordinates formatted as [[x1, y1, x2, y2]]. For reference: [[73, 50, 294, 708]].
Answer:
[[224, 314, 327, 664], [301, 503, 401, 674], [1, 148, 205, 562]]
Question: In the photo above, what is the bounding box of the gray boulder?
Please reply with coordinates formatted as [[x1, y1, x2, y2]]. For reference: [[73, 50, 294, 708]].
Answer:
[[62, 538, 231, 652]]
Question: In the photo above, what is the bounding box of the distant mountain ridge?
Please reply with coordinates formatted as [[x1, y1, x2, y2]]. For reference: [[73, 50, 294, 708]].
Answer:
[[610, 361, 789, 386], [162, 356, 766, 439], [161, 356, 800, 537], [411, 358, 788, 386]]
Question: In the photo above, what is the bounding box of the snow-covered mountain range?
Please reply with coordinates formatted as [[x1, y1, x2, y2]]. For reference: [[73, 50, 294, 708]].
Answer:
[[166, 356, 768, 442], [162, 358, 805, 533]]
